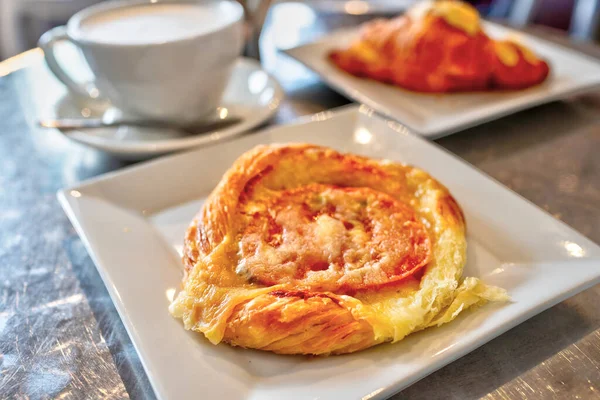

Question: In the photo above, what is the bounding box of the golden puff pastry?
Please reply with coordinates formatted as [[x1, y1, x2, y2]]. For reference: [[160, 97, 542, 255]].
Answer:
[[329, 0, 550, 93], [169, 144, 508, 355]]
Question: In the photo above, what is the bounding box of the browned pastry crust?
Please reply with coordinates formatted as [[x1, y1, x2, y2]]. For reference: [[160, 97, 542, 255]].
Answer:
[[328, 0, 550, 92], [170, 144, 507, 355]]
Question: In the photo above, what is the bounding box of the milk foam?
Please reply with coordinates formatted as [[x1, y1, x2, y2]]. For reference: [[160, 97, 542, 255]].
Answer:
[[79, 3, 234, 44]]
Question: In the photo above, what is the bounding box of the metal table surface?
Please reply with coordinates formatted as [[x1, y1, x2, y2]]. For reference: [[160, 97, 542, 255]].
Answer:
[[1, 5, 600, 400]]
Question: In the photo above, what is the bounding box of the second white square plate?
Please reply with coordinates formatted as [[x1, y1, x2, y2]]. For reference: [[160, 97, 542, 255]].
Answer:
[[59, 105, 600, 400], [284, 23, 600, 138]]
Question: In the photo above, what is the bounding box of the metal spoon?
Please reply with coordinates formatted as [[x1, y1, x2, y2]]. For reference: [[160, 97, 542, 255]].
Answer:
[[39, 115, 243, 136]]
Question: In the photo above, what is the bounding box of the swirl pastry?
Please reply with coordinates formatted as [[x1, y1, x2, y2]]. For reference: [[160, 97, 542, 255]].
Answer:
[[329, 0, 550, 92], [169, 144, 508, 355]]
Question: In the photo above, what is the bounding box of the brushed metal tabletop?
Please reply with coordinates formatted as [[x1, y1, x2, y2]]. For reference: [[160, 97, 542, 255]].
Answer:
[[1, 5, 600, 400]]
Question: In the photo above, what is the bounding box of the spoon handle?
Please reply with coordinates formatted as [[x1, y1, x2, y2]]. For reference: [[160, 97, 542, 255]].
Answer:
[[39, 117, 243, 135]]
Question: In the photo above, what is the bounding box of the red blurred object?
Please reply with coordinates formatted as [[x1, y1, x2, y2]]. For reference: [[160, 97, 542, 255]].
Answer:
[[329, 17, 493, 92], [329, 8, 550, 93], [490, 41, 550, 89]]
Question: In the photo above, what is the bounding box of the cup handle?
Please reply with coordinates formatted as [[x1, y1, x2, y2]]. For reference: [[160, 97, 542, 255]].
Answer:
[[38, 26, 103, 101]]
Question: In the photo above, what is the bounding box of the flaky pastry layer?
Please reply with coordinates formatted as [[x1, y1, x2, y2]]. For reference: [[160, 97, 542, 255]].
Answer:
[[170, 144, 508, 355]]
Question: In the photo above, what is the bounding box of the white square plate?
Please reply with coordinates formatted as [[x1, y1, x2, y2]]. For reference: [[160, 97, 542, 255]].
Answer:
[[284, 23, 600, 138], [59, 105, 600, 400]]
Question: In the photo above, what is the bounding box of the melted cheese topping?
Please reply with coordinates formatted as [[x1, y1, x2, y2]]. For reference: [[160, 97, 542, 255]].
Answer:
[[237, 184, 431, 293], [494, 40, 540, 67], [407, 0, 481, 36], [513, 41, 540, 64], [494, 41, 519, 66]]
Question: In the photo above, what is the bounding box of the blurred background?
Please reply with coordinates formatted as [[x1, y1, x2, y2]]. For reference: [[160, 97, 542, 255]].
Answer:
[[0, 0, 598, 60]]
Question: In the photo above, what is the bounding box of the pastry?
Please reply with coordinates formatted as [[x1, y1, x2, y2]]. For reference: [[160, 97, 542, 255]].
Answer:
[[329, 0, 550, 92], [169, 144, 508, 355]]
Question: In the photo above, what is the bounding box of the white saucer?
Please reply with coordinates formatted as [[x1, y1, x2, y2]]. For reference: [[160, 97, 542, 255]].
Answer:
[[51, 58, 284, 160]]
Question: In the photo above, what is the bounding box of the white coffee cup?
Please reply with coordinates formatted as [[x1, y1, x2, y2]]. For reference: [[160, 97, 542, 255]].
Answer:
[[38, 0, 245, 122]]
